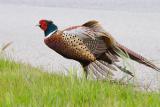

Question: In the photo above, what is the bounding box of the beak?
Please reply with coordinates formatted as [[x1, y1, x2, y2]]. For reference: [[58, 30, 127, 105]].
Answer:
[[35, 24, 40, 27]]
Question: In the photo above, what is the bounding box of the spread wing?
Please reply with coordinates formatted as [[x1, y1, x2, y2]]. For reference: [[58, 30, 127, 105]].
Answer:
[[63, 25, 109, 57], [62, 21, 134, 77]]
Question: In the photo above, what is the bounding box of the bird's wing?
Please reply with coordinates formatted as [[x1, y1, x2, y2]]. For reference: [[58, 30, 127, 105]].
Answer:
[[63, 25, 109, 57], [63, 26, 97, 39], [62, 22, 135, 77], [82, 20, 117, 47]]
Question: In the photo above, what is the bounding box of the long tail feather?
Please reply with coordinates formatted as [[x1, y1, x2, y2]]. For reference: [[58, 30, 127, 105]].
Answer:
[[116, 43, 160, 71]]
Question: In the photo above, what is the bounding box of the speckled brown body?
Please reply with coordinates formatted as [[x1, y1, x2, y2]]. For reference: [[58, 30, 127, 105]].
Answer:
[[44, 31, 96, 64]]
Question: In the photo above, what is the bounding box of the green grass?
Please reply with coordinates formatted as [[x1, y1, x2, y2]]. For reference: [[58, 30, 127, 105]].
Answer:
[[0, 58, 160, 107]]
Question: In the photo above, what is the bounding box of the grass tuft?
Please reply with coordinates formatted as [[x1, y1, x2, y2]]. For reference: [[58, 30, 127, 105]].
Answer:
[[0, 58, 160, 107]]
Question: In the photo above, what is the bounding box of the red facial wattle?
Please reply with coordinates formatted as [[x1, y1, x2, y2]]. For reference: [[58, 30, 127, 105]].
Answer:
[[39, 20, 48, 31]]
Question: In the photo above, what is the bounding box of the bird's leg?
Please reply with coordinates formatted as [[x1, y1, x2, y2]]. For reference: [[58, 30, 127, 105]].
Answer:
[[84, 68, 88, 79]]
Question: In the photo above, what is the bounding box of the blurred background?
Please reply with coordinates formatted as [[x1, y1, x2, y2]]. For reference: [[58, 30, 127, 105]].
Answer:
[[1, 0, 160, 12], [0, 0, 160, 90]]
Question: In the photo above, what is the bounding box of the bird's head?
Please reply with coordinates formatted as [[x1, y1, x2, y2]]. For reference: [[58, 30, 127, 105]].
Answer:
[[38, 19, 58, 37]]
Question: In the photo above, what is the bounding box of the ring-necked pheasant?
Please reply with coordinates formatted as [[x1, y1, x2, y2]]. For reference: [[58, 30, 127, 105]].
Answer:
[[37, 19, 160, 79]]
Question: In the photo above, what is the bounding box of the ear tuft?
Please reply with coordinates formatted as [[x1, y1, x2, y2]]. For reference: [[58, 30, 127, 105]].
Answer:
[[47, 20, 53, 24]]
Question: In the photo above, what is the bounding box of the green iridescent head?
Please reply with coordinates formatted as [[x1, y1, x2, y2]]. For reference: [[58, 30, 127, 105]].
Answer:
[[38, 19, 58, 37]]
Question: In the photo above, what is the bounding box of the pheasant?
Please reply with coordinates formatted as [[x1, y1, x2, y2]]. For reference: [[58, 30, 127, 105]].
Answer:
[[37, 19, 160, 79]]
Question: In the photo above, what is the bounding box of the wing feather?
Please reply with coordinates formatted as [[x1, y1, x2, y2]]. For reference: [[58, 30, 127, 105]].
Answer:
[[63, 26, 108, 57]]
